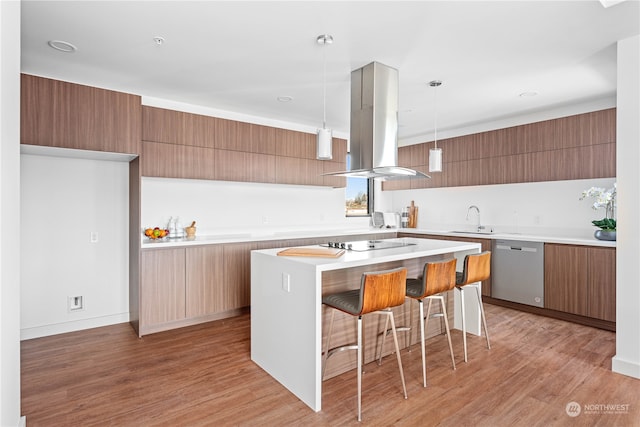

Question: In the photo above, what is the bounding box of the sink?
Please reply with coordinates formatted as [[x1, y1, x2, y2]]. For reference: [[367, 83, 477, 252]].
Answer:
[[450, 230, 495, 235]]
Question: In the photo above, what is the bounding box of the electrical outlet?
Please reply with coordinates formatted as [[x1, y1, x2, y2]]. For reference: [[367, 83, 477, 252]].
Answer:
[[90, 232, 99, 243], [68, 295, 84, 312], [282, 273, 290, 293], [262, 216, 269, 225]]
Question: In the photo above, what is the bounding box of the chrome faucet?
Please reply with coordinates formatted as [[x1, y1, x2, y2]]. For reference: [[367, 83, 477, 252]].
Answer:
[[466, 205, 485, 232]]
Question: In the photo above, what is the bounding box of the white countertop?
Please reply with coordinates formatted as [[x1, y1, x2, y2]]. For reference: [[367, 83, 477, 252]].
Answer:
[[141, 227, 397, 249], [399, 228, 617, 248], [141, 225, 616, 249], [252, 237, 481, 272]]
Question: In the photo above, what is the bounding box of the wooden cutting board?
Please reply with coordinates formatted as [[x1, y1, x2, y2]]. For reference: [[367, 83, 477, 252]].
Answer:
[[277, 247, 345, 258]]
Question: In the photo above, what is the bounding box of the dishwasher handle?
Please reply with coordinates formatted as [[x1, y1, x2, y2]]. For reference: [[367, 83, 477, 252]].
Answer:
[[495, 244, 539, 253]]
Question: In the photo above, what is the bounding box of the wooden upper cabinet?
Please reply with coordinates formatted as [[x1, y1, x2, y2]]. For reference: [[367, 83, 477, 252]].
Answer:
[[21, 74, 141, 154], [275, 128, 316, 159], [383, 108, 616, 191], [143, 106, 217, 149]]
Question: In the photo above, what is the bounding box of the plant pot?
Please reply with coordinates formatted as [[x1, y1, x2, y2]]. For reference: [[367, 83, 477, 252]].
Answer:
[[594, 230, 616, 241]]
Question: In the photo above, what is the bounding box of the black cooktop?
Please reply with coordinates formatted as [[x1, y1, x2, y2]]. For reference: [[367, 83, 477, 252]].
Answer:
[[320, 239, 415, 252]]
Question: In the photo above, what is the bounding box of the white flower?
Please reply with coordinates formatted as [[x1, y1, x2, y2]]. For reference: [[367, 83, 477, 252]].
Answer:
[[580, 183, 616, 212]]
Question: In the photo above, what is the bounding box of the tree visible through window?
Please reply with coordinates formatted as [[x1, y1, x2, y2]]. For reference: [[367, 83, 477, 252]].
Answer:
[[345, 154, 370, 216]]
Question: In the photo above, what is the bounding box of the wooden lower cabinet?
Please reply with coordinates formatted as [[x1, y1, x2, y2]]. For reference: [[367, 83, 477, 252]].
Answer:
[[186, 245, 224, 317], [223, 242, 257, 310], [140, 248, 186, 330], [137, 233, 396, 335], [544, 243, 616, 322]]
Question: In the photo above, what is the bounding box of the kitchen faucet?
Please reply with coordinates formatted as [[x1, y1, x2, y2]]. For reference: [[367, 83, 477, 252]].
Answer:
[[466, 205, 485, 232]]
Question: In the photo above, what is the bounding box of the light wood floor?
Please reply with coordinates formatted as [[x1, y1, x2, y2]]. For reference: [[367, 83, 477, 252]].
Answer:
[[21, 304, 640, 426]]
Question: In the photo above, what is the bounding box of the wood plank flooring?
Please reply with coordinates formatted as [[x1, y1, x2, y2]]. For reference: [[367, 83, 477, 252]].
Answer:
[[21, 304, 640, 426]]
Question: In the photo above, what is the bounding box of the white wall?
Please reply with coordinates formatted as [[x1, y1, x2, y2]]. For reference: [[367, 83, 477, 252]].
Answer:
[[142, 177, 369, 236], [0, 0, 23, 425], [382, 178, 616, 238], [20, 154, 130, 339], [612, 34, 640, 379]]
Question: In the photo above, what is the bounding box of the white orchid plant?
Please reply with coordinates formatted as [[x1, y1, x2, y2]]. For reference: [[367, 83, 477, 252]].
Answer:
[[579, 182, 616, 231]]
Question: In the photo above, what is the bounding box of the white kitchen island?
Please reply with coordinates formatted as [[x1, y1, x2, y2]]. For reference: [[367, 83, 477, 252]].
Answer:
[[250, 237, 482, 412]]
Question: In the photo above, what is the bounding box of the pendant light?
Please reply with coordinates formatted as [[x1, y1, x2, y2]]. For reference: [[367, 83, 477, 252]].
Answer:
[[316, 34, 333, 160], [428, 80, 443, 172]]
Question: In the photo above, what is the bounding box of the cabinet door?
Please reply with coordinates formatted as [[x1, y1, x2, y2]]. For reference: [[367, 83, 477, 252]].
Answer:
[[21, 74, 141, 154], [544, 244, 588, 316], [587, 247, 616, 322], [140, 248, 186, 327], [223, 242, 257, 310], [186, 245, 225, 317]]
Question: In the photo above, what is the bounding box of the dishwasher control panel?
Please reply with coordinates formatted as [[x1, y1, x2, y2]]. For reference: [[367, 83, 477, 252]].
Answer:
[[491, 239, 544, 307]]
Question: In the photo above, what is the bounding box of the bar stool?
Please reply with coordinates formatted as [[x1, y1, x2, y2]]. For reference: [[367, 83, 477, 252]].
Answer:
[[322, 267, 408, 422], [456, 251, 492, 362], [402, 258, 458, 387]]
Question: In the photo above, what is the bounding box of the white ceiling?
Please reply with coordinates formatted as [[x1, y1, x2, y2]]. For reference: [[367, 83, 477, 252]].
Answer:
[[20, 1, 640, 143]]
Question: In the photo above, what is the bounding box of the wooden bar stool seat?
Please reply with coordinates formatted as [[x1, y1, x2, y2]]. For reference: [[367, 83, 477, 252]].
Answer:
[[456, 251, 492, 362], [403, 258, 458, 387], [322, 267, 408, 422]]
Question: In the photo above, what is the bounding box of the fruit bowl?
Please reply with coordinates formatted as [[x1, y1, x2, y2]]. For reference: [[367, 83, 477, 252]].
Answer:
[[144, 227, 170, 240]]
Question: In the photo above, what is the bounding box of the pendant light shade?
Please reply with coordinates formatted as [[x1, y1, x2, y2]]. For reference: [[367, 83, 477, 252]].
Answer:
[[428, 80, 443, 173], [429, 147, 442, 172], [316, 34, 333, 160], [317, 127, 333, 159]]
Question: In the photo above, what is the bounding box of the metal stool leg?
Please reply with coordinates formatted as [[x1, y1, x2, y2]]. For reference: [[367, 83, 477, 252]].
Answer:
[[385, 309, 408, 400], [357, 315, 363, 422], [458, 286, 468, 363], [438, 295, 456, 370], [475, 285, 491, 349], [419, 299, 427, 387], [323, 309, 336, 379]]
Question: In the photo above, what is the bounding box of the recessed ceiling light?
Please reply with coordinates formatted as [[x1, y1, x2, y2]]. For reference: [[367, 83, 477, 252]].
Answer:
[[47, 40, 77, 53], [519, 91, 538, 98], [277, 96, 293, 102]]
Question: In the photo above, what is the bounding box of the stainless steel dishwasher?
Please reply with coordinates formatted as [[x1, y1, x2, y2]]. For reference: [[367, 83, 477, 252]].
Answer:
[[491, 239, 544, 307]]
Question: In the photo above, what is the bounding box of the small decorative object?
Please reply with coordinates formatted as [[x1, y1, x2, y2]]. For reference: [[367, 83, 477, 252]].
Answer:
[[408, 200, 418, 228], [185, 221, 196, 239], [580, 183, 616, 240], [144, 227, 169, 240]]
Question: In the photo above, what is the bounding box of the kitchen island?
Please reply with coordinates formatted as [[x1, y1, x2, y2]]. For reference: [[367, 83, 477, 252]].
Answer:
[[250, 237, 481, 411]]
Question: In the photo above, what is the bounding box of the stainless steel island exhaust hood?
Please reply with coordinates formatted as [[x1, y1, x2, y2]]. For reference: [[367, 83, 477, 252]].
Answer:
[[325, 61, 429, 180]]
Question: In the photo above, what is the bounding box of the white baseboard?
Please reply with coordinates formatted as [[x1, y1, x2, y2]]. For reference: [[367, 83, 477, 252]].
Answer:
[[20, 313, 130, 340], [612, 355, 640, 379]]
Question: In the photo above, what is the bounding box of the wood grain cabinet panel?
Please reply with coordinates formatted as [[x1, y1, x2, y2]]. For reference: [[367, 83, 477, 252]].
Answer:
[[142, 141, 216, 180], [275, 129, 316, 159], [275, 157, 324, 186], [590, 143, 616, 178], [21, 74, 141, 154], [555, 113, 591, 148], [590, 108, 616, 144], [213, 118, 238, 151], [383, 108, 615, 191], [186, 245, 225, 317], [544, 244, 588, 316], [140, 248, 186, 327], [223, 243, 257, 310], [587, 247, 616, 322]]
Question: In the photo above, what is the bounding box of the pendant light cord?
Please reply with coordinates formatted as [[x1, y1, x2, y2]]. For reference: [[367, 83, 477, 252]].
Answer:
[[322, 39, 327, 129], [433, 84, 437, 150]]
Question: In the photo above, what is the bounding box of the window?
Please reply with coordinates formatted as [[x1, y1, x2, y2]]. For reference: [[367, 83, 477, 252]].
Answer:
[[345, 153, 371, 216]]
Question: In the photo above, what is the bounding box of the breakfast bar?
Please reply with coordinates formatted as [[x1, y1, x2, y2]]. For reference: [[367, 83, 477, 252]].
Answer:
[[250, 237, 482, 411]]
